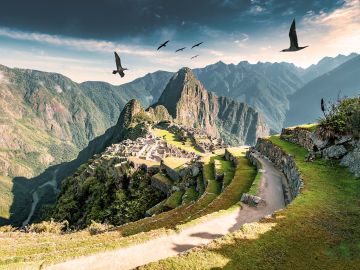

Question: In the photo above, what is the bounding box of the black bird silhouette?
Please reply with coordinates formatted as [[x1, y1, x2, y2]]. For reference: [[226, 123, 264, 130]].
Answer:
[[191, 42, 203, 49], [281, 19, 308, 52], [191, 55, 199, 59], [157, 40, 170, 50], [112, 52, 128, 78], [175, 47, 186, 52], [321, 98, 326, 117]]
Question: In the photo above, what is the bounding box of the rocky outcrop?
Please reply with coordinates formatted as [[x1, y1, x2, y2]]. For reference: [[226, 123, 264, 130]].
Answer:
[[340, 140, 360, 177], [241, 193, 266, 207], [254, 138, 303, 203], [281, 126, 360, 177], [153, 67, 269, 145]]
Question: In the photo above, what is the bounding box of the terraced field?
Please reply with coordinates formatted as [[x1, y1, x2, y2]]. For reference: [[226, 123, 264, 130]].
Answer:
[[152, 128, 203, 155], [0, 148, 256, 268], [141, 137, 360, 270]]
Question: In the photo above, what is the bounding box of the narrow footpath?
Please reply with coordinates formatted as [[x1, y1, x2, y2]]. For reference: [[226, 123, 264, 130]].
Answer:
[[48, 154, 286, 270]]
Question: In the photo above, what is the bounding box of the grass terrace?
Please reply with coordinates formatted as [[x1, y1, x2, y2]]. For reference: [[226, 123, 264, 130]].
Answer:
[[0, 148, 258, 268], [162, 157, 189, 170], [152, 128, 203, 155], [140, 136, 360, 270]]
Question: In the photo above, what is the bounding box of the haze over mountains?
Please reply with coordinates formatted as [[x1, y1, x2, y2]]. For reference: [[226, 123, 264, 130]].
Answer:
[[285, 55, 360, 126]]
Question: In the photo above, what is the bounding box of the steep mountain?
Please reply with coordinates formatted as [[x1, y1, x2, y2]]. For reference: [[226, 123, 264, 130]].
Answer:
[[0, 65, 170, 179], [154, 67, 269, 145], [0, 65, 169, 225], [302, 53, 358, 83], [285, 55, 360, 127], [192, 61, 305, 132]]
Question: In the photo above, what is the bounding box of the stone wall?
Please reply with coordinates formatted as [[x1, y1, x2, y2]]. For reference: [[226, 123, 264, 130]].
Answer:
[[254, 138, 303, 203], [281, 127, 360, 178], [280, 127, 314, 151], [224, 148, 238, 164]]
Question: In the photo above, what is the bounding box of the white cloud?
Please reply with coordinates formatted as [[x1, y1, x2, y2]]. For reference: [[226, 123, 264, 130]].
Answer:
[[301, 0, 360, 58], [0, 27, 155, 57], [249, 5, 266, 15]]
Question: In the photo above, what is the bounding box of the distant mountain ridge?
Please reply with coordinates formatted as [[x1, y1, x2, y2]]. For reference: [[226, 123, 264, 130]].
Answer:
[[285, 55, 360, 127], [301, 53, 358, 83]]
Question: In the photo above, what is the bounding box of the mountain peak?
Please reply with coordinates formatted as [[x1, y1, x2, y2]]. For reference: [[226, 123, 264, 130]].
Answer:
[[154, 67, 205, 118], [153, 67, 269, 144]]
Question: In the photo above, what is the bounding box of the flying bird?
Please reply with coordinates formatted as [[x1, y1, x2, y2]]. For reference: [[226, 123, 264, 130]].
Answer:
[[175, 47, 186, 52], [191, 55, 199, 59], [112, 52, 128, 78], [157, 40, 170, 50], [191, 42, 204, 49], [281, 19, 308, 52]]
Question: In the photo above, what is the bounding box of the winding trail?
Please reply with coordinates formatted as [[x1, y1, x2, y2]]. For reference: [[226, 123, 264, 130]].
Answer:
[[47, 154, 286, 270], [22, 169, 59, 227]]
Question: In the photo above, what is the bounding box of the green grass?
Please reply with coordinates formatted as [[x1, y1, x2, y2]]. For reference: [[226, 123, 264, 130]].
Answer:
[[182, 187, 198, 204], [287, 123, 319, 132], [162, 157, 189, 170], [152, 128, 203, 155], [189, 155, 256, 219], [248, 171, 262, 196], [164, 191, 184, 209], [152, 173, 173, 186], [140, 137, 360, 270], [0, 149, 257, 267]]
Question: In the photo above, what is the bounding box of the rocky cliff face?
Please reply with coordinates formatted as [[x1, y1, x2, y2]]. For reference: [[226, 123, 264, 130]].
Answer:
[[154, 68, 269, 145]]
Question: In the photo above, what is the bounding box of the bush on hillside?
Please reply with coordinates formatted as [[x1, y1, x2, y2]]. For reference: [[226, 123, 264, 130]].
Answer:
[[319, 96, 360, 138], [27, 219, 69, 234], [87, 220, 113, 235]]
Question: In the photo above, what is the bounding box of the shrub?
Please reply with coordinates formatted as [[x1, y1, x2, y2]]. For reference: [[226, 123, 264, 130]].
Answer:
[[319, 96, 360, 138], [87, 220, 112, 235], [27, 219, 69, 234]]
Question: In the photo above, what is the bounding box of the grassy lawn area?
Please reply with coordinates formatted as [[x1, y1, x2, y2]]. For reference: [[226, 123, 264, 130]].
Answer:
[[152, 128, 203, 155], [140, 137, 360, 270], [162, 157, 189, 170]]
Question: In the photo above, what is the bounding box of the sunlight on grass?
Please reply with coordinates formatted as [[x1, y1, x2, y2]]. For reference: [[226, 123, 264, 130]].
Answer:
[[140, 137, 360, 270], [152, 128, 203, 155]]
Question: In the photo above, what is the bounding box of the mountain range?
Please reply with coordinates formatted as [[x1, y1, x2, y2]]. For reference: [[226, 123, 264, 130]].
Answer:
[[285, 55, 360, 126], [1, 52, 359, 225]]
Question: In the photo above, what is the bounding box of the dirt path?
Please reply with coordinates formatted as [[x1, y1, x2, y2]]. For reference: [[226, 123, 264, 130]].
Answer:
[[22, 169, 59, 227], [47, 154, 286, 270]]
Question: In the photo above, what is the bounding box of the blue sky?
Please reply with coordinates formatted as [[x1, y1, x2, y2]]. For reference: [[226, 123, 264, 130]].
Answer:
[[0, 0, 359, 84]]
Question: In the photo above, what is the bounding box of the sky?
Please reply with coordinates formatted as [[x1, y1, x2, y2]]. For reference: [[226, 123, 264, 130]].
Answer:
[[0, 0, 359, 84]]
